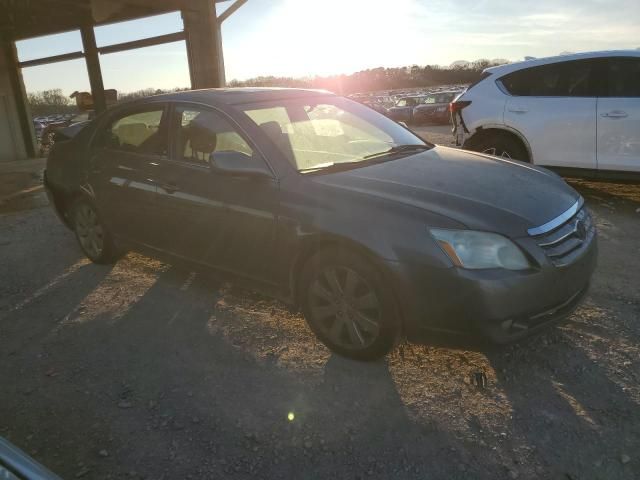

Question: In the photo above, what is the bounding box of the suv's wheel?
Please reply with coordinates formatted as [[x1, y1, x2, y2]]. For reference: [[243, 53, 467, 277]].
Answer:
[[468, 133, 529, 162], [299, 248, 400, 361], [72, 199, 119, 264]]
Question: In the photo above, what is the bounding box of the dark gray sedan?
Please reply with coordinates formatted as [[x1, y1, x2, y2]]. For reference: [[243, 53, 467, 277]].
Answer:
[[44, 88, 597, 360]]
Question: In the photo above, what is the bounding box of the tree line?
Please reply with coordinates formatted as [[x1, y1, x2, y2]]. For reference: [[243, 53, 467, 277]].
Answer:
[[27, 59, 507, 115], [27, 89, 76, 116], [228, 59, 509, 94], [27, 87, 189, 117]]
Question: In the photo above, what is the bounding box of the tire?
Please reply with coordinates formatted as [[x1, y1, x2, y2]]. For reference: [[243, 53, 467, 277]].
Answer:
[[468, 133, 529, 162], [71, 198, 119, 264], [299, 247, 400, 361]]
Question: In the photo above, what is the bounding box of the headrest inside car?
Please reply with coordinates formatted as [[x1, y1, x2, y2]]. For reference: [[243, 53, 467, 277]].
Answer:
[[188, 123, 217, 154], [116, 123, 150, 146], [259, 121, 284, 142]]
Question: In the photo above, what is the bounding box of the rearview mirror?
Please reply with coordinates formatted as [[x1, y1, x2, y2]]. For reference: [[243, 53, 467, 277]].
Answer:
[[209, 151, 271, 178]]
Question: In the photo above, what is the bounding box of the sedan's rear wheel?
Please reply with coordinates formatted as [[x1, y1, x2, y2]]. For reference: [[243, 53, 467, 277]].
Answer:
[[72, 199, 118, 264], [300, 248, 400, 360]]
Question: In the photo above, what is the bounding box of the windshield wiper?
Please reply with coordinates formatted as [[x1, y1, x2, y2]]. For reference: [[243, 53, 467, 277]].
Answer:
[[299, 144, 432, 174], [362, 144, 431, 159]]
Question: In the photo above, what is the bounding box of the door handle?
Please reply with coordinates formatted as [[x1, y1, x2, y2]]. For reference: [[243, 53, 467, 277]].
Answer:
[[600, 111, 628, 118], [508, 107, 528, 114]]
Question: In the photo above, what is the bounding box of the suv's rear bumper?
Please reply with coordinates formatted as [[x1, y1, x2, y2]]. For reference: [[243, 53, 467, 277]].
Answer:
[[451, 113, 469, 146]]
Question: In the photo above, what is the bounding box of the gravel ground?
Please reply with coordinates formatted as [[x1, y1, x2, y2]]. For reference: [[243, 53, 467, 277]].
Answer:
[[1, 137, 639, 479], [412, 124, 455, 146]]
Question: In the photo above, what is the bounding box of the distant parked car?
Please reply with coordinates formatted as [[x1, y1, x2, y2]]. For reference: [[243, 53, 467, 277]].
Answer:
[[412, 91, 459, 125], [45, 88, 597, 360], [451, 50, 640, 177], [358, 98, 389, 115], [69, 111, 94, 125], [32, 120, 46, 139], [386, 96, 424, 123]]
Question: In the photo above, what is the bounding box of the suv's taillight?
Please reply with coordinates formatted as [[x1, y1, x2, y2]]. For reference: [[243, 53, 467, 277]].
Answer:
[[449, 100, 471, 113]]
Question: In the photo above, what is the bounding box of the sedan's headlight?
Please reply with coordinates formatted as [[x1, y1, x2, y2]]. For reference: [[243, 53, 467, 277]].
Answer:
[[430, 229, 530, 270]]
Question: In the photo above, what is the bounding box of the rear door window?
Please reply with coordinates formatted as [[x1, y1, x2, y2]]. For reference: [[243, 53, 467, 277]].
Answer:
[[99, 108, 167, 155], [500, 59, 599, 97], [605, 57, 640, 97]]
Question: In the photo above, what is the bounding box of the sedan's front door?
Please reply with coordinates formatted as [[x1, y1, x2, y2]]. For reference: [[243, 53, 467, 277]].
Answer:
[[89, 105, 168, 246], [155, 104, 280, 283], [597, 57, 640, 173]]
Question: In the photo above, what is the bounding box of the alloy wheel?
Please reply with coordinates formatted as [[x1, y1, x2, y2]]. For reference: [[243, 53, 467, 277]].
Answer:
[[75, 204, 104, 259], [308, 266, 381, 350]]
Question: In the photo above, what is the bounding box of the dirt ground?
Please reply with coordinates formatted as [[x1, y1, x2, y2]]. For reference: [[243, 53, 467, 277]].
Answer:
[[1, 128, 639, 479]]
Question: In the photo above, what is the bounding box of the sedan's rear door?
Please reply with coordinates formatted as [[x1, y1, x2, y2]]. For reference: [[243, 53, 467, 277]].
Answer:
[[501, 59, 600, 169], [89, 104, 168, 246]]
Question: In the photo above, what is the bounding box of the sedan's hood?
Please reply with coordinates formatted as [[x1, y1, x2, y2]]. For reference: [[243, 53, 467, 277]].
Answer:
[[312, 146, 579, 238]]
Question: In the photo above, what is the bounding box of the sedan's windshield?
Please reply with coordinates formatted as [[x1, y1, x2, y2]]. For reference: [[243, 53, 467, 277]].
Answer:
[[242, 96, 429, 172]]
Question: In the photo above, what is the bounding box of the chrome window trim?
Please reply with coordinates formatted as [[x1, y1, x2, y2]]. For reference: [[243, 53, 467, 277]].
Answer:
[[528, 197, 584, 236]]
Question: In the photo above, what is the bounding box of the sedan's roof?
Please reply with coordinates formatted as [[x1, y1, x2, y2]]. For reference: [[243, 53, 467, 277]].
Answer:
[[134, 87, 335, 107]]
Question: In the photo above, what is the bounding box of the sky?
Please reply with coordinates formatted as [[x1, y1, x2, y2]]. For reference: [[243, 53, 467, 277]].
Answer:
[[16, 0, 640, 96]]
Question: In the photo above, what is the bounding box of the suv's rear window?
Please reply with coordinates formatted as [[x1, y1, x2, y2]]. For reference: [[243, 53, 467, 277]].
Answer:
[[499, 59, 598, 97]]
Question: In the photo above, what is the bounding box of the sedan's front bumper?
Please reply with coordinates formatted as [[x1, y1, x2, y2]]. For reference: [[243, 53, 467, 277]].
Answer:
[[385, 232, 598, 343]]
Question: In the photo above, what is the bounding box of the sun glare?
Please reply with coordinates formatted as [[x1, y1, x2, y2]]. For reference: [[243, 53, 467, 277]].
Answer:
[[247, 0, 421, 77]]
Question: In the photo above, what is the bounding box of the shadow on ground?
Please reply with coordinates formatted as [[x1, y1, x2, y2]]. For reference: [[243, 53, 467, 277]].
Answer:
[[1, 181, 639, 479]]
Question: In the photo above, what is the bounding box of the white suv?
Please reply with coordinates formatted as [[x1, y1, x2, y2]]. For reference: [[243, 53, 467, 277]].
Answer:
[[451, 50, 640, 176]]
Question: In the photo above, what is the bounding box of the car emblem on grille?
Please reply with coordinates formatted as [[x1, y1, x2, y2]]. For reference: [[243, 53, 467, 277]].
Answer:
[[575, 219, 587, 240]]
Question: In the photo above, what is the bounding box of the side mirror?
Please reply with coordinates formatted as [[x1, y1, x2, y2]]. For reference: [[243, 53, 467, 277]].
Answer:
[[209, 151, 272, 178]]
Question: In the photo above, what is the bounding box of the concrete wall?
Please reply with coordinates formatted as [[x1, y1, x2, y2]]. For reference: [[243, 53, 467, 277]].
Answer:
[[0, 44, 27, 161]]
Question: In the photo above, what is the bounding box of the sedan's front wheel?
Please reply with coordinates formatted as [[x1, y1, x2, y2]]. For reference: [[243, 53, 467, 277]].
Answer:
[[72, 199, 119, 264], [300, 248, 400, 360]]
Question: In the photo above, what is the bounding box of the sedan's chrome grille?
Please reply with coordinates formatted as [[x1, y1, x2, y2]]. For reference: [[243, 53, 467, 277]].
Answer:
[[531, 207, 595, 267]]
